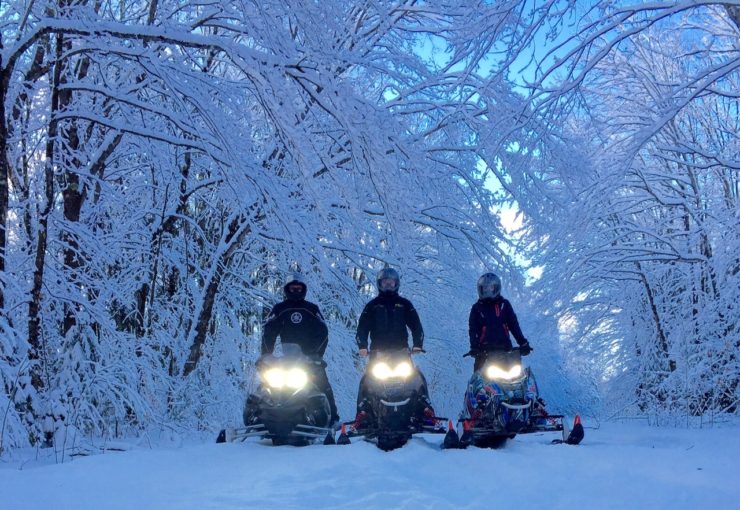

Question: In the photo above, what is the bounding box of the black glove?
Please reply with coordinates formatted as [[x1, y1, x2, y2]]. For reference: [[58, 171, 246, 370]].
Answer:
[[464, 348, 480, 358], [519, 343, 532, 356]]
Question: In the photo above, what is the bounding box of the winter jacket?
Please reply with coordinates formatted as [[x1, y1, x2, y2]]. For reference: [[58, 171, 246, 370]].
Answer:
[[468, 296, 528, 352], [356, 293, 424, 351], [261, 299, 328, 357]]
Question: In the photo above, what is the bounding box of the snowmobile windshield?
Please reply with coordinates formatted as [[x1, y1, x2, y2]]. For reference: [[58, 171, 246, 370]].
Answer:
[[260, 344, 310, 390], [484, 349, 522, 367], [262, 343, 306, 365], [368, 349, 414, 380], [369, 348, 411, 362], [482, 350, 524, 381], [280, 343, 304, 360]]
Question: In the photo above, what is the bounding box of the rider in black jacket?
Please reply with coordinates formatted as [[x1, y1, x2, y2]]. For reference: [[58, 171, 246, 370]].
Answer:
[[355, 292, 424, 353], [354, 268, 434, 426], [468, 273, 532, 371], [261, 273, 338, 423]]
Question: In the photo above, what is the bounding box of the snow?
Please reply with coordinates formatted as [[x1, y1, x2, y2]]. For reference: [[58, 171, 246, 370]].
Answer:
[[2, 421, 739, 510]]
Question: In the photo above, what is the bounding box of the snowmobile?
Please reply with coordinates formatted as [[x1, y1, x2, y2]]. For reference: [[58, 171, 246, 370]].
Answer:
[[338, 349, 447, 451], [216, 343, 335, 446], [441, 348, 584, 449]]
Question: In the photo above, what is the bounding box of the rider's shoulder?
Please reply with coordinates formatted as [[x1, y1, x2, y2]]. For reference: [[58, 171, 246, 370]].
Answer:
[[302, 300, 321, 313], [499, 297, 513, 307], [366, 295, 384, 306], [270, 300, 289, 313], [396, 295, 415, 308], [471, 299, 486, 310]]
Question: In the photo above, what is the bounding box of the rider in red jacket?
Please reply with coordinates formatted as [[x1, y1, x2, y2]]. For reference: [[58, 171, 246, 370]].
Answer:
[[468, 273, 532, 371]]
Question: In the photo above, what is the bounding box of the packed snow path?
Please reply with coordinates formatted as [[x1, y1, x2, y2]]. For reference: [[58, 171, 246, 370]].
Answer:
[[2, 421, 738, 509]]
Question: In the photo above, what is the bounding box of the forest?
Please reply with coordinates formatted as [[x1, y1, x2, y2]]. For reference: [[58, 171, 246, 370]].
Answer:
[[0, 1, 737, 453]]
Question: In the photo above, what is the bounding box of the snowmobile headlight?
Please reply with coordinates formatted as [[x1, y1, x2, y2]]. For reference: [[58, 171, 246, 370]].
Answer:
[[394, 361, 413, 378], [285, 368, 308, 389], [263, 368, 286, 388], [372, 362, 393, 380], [486, 364, 523, 380], [262, 368, 308, 389], [372, 361, 413, 379]]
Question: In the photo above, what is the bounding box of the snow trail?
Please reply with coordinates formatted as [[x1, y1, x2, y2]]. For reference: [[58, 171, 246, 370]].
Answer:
[[2, 422, 738, 510]]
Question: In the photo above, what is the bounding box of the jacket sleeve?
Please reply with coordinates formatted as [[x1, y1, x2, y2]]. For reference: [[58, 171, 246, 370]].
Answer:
[[468, 304, 480, 350], [405, 301, 424, 349], [504, 301, 528, 346], [312, 304, 330, 357], [261, 303, 282, 355], [356, 303, 371, 350]]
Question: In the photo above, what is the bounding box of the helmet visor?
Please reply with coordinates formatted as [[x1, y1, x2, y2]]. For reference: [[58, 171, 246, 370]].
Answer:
[[285, 282, 306, 299], [480, 283, 499, 295], [477, 273, 501, 298], [379, 277, 398, 292]]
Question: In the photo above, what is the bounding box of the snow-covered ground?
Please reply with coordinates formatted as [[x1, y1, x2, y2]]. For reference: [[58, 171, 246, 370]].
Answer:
[[2, 421, 739, 510]]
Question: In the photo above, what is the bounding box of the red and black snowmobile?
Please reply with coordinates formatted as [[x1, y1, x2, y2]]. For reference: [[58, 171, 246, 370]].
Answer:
[[336, 349, 447, 451]]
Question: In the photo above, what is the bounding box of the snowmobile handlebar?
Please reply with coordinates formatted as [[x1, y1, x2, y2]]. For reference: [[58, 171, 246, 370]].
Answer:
[[463, 347, 521, 358], [367, 347, 426, 355]]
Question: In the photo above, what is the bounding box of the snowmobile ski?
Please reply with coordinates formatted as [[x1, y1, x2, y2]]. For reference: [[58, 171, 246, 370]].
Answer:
[[550, 415, 585, 445]]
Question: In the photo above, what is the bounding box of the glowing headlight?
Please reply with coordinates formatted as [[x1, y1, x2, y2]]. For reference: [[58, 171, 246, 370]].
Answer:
[[394, 361, 412, 378], [372, 362, 393, 380], [485, 364, 523, 380], [262, 368, 308, 389], [371, 361, 413, 380], [285, 368, 308, 389], [263, 368, 285, 388]]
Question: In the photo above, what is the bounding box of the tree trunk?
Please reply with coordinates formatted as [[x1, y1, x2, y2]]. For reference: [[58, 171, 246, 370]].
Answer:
[[9, 44, 48, 254], [182, 215, 253, 377], [636, 263, 674, 373], [0, 35, 8, 310], [28, 32, 65, 381], [25, 33, 66, 446]]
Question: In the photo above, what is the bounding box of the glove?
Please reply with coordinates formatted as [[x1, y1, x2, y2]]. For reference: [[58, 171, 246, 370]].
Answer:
[[464, 348, 480, 358], [358, 348, 369, 357], [519, 342, 532, 356]]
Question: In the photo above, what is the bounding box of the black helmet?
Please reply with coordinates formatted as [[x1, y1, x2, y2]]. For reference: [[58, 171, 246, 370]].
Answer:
[[283, 272, 307, 301], [477, 272, 501, 299], [376, 267, 400, 295]]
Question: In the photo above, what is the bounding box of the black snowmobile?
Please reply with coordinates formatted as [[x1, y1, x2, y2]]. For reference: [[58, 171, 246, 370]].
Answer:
[[442, 348, 584, 449], [217, 343, 335, 446], [338, 349, 446, 451]]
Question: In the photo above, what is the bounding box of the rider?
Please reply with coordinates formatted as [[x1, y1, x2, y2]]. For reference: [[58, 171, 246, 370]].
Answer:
[[354, 267, 435, 426], [261, 272, 339, 424], [468, 272, 532, 372]]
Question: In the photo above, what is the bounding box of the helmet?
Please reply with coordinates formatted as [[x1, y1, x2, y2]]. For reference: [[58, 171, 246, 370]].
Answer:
[[283, 272, 307, 300], [477, 272, 501, 299], [376, 267, 400, 294]]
